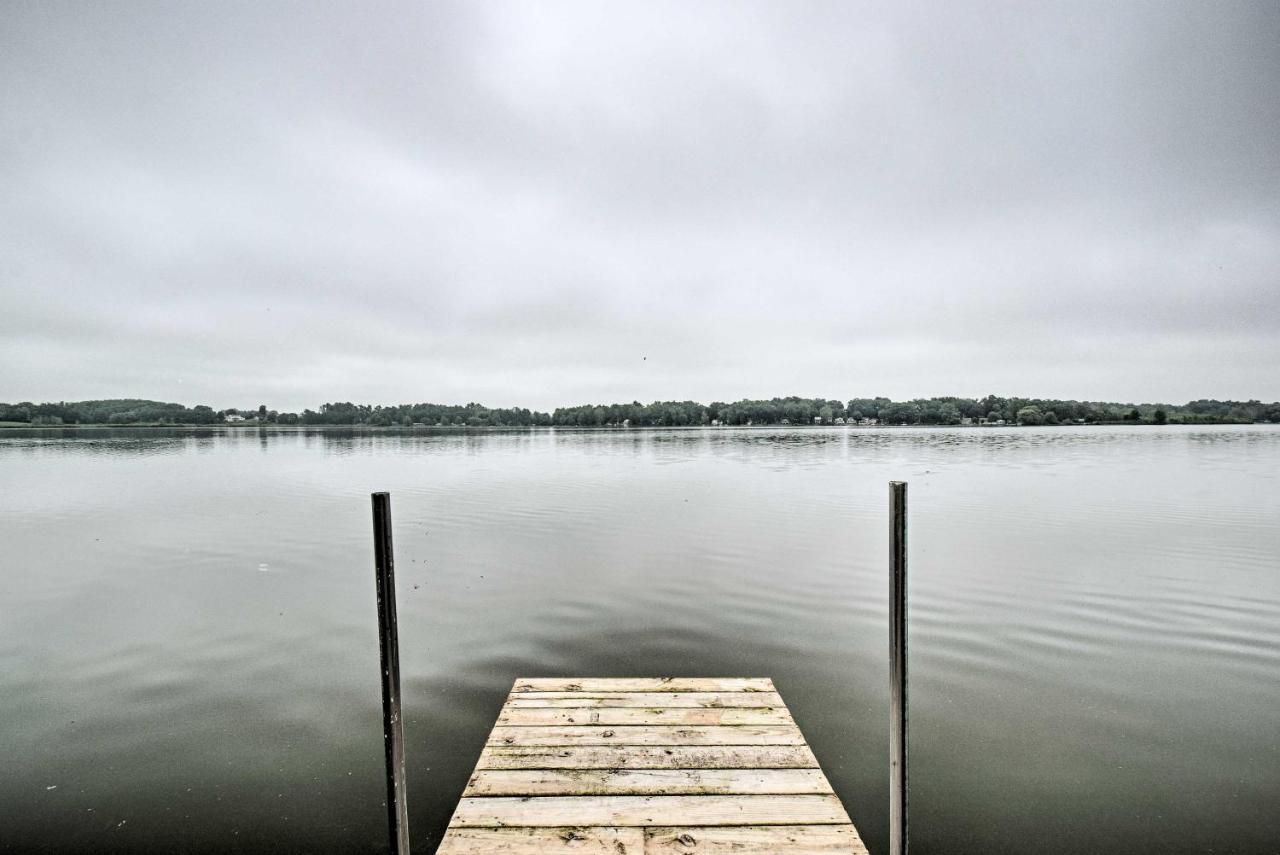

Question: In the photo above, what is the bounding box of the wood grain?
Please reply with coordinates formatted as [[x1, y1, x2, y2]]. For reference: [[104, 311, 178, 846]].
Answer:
[[512, 678, 775, 694], [645, 824, 868, 854], [498, 707, 793, 727], [476, 745, 821, 770], [488, 725, 805, 747], [450, 794, 849, 827], [437, 826, 644, 854], [506, 692, 785, 708], [466, 768, 832, 796]]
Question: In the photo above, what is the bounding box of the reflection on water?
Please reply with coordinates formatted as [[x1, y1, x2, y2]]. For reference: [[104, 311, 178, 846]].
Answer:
[[1, 425, 1278, 853]]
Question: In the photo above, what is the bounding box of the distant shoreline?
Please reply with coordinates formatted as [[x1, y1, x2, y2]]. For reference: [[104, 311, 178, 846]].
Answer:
[[6, 396, 1275, 429], [12, 404, 1266, 428], [1, 421, 1268, 430]]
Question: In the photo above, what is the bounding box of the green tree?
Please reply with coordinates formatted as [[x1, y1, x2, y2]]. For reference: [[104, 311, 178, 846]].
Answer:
[[1153, 409, 1167, 425], [1017, 405, 1044, 426]]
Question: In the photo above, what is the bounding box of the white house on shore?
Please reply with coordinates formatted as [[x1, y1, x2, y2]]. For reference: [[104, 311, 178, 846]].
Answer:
[[224, 414, 246, 423]]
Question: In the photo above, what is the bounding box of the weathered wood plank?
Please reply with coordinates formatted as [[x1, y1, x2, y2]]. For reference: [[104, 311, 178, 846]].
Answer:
[[437, 826, 645, 854], [506, 692, 786, 709], [498, 707, 793, 727], [477, 745, 821, 770], [450, 794, 850, 827], [512, 678, 775, 694], [489, 725, 805, 747], [645, 824, 868, 854], [446, 680, 863, 853], [465, 768, 833, 796]]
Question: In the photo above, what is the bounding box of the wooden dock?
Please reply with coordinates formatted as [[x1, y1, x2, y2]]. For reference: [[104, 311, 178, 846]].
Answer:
[[439, 677, 868, 854]]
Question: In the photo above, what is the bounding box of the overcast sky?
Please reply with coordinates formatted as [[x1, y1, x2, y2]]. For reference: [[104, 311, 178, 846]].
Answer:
[[2, 1, 1277, 411]]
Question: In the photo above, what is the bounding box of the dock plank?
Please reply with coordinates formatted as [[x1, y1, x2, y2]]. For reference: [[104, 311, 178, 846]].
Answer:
[[466, 768, 832, 796], [489, 725, 805, 747], [498, 707, 793, 726], [476, 745, 821, 770], [444, 678, 862, 853], [513, 678, 775, 694], [646, 824, 869, 854], [506, 691, 785, 708], [437, 826, 645, 854], [450, 794, 849, 827]]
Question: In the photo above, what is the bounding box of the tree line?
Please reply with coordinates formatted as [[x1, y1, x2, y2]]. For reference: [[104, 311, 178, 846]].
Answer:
[[2, 396, 1277, 427], [549, 396, 1280, 426], [0, 399, 553, 427]]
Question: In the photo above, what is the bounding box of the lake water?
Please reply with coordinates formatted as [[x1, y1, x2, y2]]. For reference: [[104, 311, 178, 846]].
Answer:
[[1, 425, 1278, 854]]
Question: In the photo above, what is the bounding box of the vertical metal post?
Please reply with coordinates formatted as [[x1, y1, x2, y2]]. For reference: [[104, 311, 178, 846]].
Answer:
[[889, 481, 909, 855], [372, 492, 410, 855]]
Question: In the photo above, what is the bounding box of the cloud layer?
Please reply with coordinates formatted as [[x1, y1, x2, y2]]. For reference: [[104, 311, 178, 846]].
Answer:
[[3, 1, 1277, 409]]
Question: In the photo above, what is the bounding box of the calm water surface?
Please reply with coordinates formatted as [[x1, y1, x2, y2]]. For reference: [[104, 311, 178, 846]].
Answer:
[[2, 425, 1278, 854]]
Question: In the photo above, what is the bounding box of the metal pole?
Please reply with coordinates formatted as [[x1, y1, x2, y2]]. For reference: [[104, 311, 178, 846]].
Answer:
[[889, 481, 908, 855], [372, 492, 411, 855]]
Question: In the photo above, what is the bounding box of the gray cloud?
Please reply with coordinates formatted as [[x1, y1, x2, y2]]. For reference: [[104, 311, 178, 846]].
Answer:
[[2, 0, 1277, 410]]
